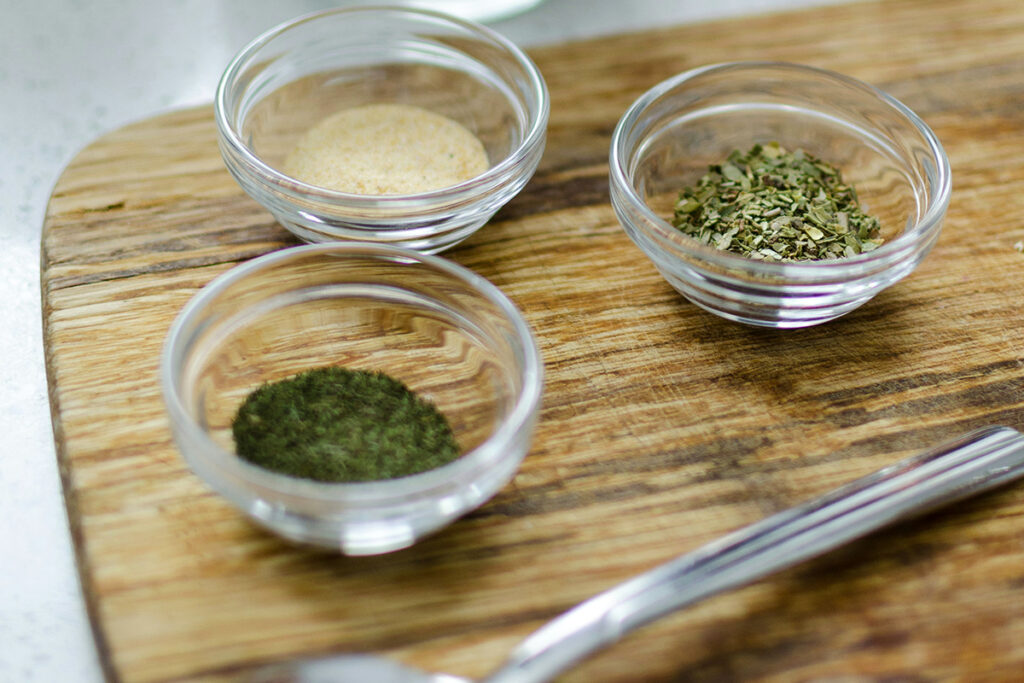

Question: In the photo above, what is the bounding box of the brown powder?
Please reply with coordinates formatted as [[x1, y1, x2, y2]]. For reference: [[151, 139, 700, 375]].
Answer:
[[282, 103, 489, 195]]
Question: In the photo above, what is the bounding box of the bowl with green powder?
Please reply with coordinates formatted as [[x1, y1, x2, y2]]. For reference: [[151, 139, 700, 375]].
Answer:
[[160, 243, 543, 555], [609, 61, 951, 328], [215, 6, 548, 253]]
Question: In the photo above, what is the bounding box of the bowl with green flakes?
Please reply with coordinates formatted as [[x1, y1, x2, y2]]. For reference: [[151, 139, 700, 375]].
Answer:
[[161, 243, 543, 555], [609, 61, 951, 328]]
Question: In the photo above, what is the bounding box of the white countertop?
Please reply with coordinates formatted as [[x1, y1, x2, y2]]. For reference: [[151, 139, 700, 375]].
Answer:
[[0, 0, 847, 679]]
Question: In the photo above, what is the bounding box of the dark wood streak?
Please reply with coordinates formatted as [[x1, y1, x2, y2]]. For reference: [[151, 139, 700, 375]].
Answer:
[[815, 359, 1024, 405], [43, 249, 284, 290], [825, 375, 1024, 428], [491, 172, 611, 223], [479, 479, 659, 517]]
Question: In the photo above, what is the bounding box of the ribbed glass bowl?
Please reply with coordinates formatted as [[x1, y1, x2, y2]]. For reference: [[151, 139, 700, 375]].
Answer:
[[609, 61, 951, 328], [215, 6, 548, 253], [160, 244, 543, 555]]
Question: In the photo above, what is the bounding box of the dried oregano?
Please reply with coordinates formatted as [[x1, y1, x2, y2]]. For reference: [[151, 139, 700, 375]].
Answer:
[[672, 142, 883, 261]]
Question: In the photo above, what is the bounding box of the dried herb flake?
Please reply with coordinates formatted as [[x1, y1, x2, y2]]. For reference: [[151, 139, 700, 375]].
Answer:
[[672, 142, 883, 262]]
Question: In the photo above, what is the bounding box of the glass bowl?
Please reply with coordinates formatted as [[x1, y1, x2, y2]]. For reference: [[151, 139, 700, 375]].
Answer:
[[214, 6, 548, 254], [609, 61, 951, 328], [160, 244, 543, 555]]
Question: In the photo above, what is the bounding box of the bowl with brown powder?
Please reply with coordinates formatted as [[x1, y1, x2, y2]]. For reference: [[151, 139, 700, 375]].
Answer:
[[215, 6, 548, 253]]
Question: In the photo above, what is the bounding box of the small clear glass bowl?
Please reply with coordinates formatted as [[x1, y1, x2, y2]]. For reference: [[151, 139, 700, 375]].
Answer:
[[160, 244, 543, 555], [609, 61, 951, 328], [214, 6, 549, 253]]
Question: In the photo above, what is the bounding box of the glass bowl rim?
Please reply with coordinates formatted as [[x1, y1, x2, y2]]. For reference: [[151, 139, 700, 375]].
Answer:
[[609, 60, 952, 278], [160, 242, 544, 504], [213, 5, 550, 208]]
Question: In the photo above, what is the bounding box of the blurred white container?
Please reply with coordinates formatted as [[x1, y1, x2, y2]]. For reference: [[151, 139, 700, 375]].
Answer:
[[355, 0, 546, 22]]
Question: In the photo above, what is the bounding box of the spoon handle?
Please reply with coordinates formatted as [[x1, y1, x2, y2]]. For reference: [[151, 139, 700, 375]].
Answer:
[[484, 426, 1024, 683]]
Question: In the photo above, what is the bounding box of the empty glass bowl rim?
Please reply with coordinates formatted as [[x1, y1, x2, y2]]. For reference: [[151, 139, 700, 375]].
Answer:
[[609, 60, 952, 276], [214, 5, 549, 207], [160, 242, 544, 503]]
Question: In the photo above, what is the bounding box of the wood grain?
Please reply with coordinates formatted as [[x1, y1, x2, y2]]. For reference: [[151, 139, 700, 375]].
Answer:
[[42, 0, 1024, 681]]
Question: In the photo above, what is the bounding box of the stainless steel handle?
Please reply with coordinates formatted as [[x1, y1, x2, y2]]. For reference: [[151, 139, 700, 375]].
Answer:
[[484, 426, 1024, 683]]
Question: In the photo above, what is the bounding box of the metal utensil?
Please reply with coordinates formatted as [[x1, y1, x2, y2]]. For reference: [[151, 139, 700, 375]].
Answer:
[[254, 426, 1024, 683]]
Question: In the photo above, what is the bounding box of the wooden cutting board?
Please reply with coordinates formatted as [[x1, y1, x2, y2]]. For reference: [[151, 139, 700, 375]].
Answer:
[[42, 0, 1024, 681]]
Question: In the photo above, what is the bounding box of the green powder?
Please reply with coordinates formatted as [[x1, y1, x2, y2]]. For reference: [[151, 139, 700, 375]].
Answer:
[[232, 366, 460, 482]]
